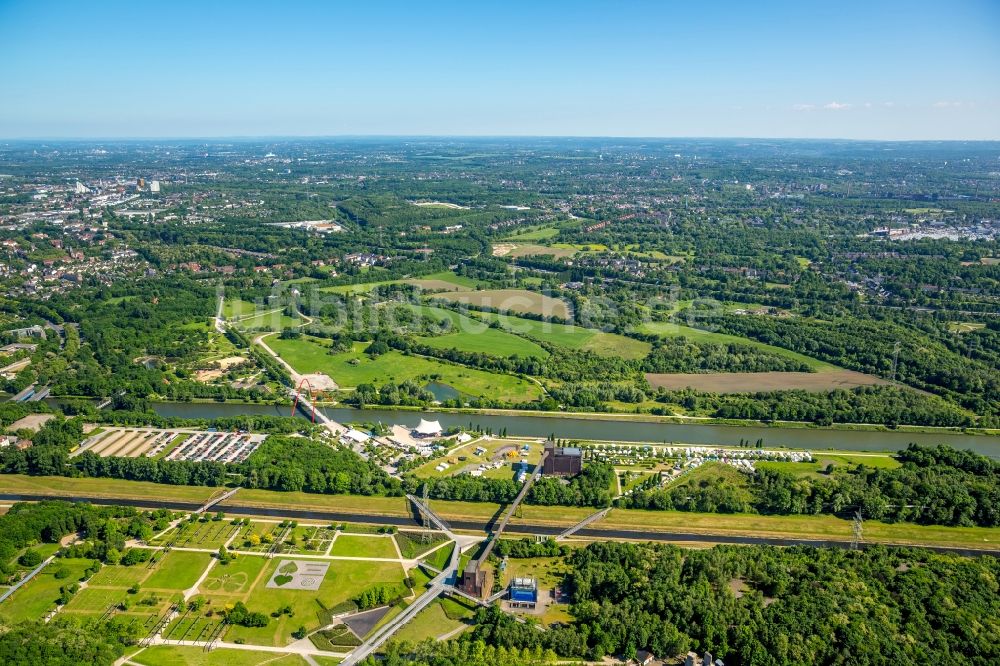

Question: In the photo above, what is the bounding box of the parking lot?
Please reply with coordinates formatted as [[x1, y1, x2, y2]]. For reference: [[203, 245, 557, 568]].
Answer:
[[72, 427, 267, 463]]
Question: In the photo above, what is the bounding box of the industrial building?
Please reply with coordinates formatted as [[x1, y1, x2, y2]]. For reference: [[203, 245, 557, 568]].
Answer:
[[543, 442, 583, 476]]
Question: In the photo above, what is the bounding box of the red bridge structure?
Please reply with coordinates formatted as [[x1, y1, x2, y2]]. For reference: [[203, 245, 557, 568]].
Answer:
[[290, 377, 333, 423]]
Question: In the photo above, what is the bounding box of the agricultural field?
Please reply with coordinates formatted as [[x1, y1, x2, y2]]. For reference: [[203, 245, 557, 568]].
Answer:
[[471, 311, 651, 359], [432, 288, 571, 319], [267, 337, 543, 402], [644, 369, 889, 393]]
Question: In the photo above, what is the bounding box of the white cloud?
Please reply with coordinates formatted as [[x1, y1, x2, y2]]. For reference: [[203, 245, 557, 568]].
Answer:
[[932, 100, 963, 108], [792, 103, 816, 112], [823, 101, 851, 110]]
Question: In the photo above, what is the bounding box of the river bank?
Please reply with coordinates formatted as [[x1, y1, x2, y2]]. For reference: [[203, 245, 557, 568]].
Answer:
[[128, 400, 1000, 456]]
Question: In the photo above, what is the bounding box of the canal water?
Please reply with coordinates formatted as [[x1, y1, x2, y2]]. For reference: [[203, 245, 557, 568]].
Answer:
[[142, 401, 1000, 456]]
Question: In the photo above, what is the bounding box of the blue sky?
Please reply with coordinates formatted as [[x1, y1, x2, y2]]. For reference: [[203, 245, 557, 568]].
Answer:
[[1, 0, 998, 139]]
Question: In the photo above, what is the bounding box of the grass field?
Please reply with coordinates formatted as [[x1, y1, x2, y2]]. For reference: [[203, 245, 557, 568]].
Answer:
[[201, 554, 268, 595], [0, 557, 93, 623], [267, 337, 543, 402], [87, 561, 156, 588], [421, 543, 454, 571], [225, 558, 406, 646], [143, 551, 212, 591], [645, 370, 888, 393], [405, 305, 548, 359], [504, 225, 559, 241], [492, 243, 576, 259], [130, 646, 308, 666], [405, 270, 480, 290], [391, 598, 469, 643], [0, 474, 219, 503], [596, 508, 1000, 549], [948, 322, 986, 334], [471, 310, 650, 359], [433, 289, 571, 319], [224, 490, 410, 517], [328, 534, 399, 559], [394, 531, 448, 559], [62, 585, 130, 613], [424, 498, 1000, 550], [223, 299, 260, 319], [320, 280, 398, 295], [501, 556, 570, 588], [637, 321, 837, 371], [236, 311, 302, 331], [757, 452, 900, 478]]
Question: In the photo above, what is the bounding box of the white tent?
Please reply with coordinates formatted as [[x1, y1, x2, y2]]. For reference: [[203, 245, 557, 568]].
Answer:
[[342, 429, 371, 444], [413, 419, 443, 437]]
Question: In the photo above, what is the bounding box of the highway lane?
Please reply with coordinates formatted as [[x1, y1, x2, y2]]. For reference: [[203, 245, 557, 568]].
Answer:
[[3, 492, 997, 556]]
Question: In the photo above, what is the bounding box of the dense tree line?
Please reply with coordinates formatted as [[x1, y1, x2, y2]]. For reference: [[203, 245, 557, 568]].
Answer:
[[0, 616, 142, 666], [717, 314, 1000, 418], [652, 385, 972, 427], [642, 337, 810, 373], [241, 437, 402, 495], [464, 541, 1000, 665]]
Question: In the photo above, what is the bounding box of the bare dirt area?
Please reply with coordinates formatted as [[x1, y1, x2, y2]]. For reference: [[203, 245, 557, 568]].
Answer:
[[6, 413, 55, 433], [301, 372, 338, 391], [644, 370, 889, 393], [194, 355, 248, 381]]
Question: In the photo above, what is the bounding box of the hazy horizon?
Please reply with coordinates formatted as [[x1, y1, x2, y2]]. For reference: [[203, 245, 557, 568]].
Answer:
[[2, 0, 998, 141]]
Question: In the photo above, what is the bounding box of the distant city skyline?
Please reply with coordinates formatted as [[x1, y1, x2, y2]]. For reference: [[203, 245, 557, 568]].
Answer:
[[1, 0, 998, 140]]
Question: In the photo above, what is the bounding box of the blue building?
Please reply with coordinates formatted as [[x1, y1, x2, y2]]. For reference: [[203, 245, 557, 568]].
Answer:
[[509, 577, 538, 608]]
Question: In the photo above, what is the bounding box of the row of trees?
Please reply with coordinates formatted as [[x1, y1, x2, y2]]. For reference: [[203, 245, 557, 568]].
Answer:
[[405, 463, 614, 509]]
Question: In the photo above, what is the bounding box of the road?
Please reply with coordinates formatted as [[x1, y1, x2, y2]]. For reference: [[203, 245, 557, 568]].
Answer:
[[2, 492, 996, 556]]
